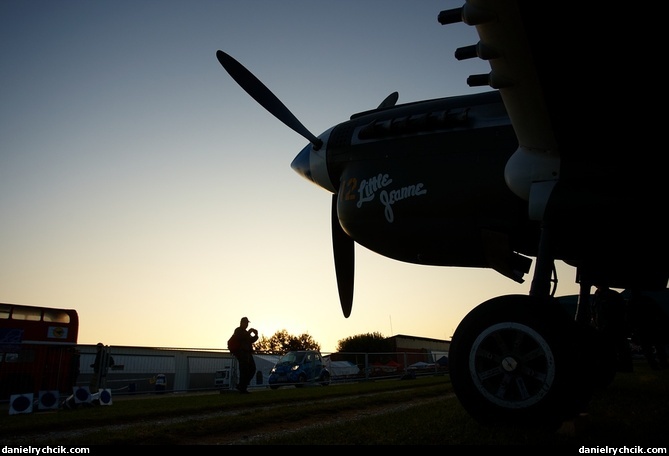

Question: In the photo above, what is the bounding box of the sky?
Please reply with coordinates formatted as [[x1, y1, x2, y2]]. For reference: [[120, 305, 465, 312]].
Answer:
[[0, 0, 582, 353]]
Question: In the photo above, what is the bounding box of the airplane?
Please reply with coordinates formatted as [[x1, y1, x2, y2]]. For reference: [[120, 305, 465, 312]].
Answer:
[[216, 0, 668, 429]]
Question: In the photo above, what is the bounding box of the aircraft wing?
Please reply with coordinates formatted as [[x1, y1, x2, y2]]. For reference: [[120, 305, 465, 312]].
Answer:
[[441, 0, 668, 289]]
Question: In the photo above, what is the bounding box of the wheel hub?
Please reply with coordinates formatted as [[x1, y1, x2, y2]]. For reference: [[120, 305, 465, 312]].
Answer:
[[469, 322, 555, 408], [501, 356, 518, 372]]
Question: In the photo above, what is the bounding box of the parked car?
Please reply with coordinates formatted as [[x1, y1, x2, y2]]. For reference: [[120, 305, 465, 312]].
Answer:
[[268, 350, 331, 389]]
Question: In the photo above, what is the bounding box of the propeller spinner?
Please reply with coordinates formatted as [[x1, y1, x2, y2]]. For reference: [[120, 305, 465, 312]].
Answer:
[[216, 50, 354, 317]]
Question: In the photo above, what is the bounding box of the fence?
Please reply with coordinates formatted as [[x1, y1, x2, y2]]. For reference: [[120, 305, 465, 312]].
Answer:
[[1, 343, 449, 406]]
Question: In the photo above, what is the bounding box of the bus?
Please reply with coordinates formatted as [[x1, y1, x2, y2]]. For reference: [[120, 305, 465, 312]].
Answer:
[[0, 303, 80, 401]]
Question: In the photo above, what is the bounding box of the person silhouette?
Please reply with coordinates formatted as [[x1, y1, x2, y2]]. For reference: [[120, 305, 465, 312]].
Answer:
[[230, 317, 258, 394]]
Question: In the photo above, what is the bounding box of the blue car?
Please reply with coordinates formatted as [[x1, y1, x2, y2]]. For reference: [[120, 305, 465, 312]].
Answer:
[[268, 350, 331, 389]]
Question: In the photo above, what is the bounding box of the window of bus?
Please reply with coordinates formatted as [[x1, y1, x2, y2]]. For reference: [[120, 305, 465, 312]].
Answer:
[[43, 310, 71, 323], [10, 307, 42, 321]]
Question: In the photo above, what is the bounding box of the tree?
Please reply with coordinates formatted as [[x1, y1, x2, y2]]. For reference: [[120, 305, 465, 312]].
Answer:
[[336, 332, 392, 353], [334, 332, 396, 365], [254, 329, 321, 354]]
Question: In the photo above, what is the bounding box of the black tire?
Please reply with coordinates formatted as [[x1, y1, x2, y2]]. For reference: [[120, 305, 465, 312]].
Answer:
[[449, 295, 591, 429], [269, 385, 280, 390], [295, 374, 307, 388], [320, 371, 331, 386]]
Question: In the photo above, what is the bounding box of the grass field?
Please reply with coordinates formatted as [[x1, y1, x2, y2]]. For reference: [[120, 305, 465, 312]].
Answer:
[[1, 361, 668, 446]]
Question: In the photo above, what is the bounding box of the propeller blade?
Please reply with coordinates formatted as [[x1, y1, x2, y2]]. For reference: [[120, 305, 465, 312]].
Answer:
[[216, 50, 323, 150], [331, 194, 354, 318]]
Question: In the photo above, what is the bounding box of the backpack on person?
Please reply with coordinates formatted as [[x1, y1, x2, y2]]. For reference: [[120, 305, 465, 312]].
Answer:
[[227, 333, 240, 353]]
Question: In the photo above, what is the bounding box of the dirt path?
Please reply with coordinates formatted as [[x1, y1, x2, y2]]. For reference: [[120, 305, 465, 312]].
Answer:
[[3, 391, 454, 446], [184, 394, 450, 445]]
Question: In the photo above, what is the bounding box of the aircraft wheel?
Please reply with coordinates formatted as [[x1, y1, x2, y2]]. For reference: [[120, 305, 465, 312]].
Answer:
[[449, 295, 589, 429]]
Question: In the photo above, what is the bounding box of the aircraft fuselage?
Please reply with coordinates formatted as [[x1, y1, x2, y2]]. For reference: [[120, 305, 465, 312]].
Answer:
[[292, 90, 538, 282]]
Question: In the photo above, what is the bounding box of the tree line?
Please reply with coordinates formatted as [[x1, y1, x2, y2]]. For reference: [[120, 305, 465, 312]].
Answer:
[[254, 329, 393, 354]]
